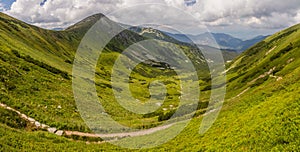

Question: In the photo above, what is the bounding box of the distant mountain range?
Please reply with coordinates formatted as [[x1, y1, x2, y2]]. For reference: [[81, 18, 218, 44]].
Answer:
[[53, 22, 266, 53], [128, 26, 239, 61], [165, 32, 269, 52]]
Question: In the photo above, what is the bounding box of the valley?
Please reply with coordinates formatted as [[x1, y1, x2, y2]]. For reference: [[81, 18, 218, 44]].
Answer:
[[0, 11, 299, 151]]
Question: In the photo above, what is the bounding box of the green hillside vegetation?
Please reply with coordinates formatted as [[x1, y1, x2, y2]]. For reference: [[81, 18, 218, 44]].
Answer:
[[0, 12, 211, 131], [0, 12, 299, 151], [226, 23, 300, 96]]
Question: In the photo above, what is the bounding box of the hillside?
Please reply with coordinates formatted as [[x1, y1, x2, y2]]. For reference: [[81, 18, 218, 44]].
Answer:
[[0, 12, 210, 135], [0, 12, 299, 151]]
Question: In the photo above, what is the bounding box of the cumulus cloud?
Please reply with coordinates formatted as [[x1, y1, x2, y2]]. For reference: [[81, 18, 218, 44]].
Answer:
[[2, 0, 300, 37], [164, 0, 300, 28], [6, 0, 124, 28]]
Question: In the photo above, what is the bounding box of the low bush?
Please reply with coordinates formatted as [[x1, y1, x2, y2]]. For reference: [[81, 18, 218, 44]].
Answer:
[[11, 50, 70, 79], [0, 107, 28, 129], [270, 43, 293, 61]]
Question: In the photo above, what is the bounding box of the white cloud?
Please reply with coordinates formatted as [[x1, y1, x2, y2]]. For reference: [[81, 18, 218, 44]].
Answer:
[[163, 0, 300, 28], [3, 0, 300, 37], [6, 0, 124, 28], [0, 3, 5, 11]]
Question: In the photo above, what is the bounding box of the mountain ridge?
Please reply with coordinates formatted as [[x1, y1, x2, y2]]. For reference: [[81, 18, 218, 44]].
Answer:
[[165, 31, 269, 52]]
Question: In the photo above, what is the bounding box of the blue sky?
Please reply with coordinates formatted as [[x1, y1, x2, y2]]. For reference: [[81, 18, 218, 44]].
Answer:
[[1, 0, 300, 39], [0, 0, 15, 11]]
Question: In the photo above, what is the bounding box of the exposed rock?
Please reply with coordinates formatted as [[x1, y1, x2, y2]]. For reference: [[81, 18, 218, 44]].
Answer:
[[55, 130, 64, 136], [41, 124, 49, 129], [47, 127, 57, 133], [0, 103, 6, 108], [277, 77, 283, 81], [28, 117, 35, 123], [156, 102, 162, 106], [6, 107, 13, 111], [35, 121, 41, 127], [20, 114, 28, 119], [287, 58, 294, 64]]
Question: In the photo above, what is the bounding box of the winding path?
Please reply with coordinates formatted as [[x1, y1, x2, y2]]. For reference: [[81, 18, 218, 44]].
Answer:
[[65, 123, 174, 138], [0, 102, 176, 139]]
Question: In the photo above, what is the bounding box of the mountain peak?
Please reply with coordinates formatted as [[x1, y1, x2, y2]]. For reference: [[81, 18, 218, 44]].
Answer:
[[65, 13, 106, 31]]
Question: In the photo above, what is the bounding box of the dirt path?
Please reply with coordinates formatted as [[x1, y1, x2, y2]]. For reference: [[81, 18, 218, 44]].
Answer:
[[236, 87, 250, 97], [0, 102, 176, 139], [265, 46, 277, 55], [65, 123, 174, 138], [0, 103, 50, 128]]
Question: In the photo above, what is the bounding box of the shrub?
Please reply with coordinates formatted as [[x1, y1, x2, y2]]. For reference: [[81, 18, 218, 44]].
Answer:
[[11, 49, 21, 58], [64, 59, 73, 64], [11, 50, 70, 79], [249, 76, 269, 88], [5, 81, 16, 90], [158, 110, 176, 121], [0, 107, 28, 129], [143, 111, 163, 118], [197, 101, 209, 110], [21, 65, 30, 72], [201, 85, 211, 91], [228, 75, 240, 82], [270, 44, 293, 61]]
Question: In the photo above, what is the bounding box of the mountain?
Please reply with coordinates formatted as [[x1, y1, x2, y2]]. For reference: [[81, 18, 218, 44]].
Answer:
[[238, 35, 269, 51], [52, 28, 64, 31], [0, 12, 299, 151], [0, 11, 210, 137], [129, 26, 239, 61], [128, 26, 182, 44], [165, 32, 268, 52]]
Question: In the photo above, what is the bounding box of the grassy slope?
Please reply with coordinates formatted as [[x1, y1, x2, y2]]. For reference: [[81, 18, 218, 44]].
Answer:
[[0, 12, 299, 151], [0, 13, 79, 73], [0, 12, 209, 131], [0, 14, 88, 132], [1, 65, 299, 151]]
